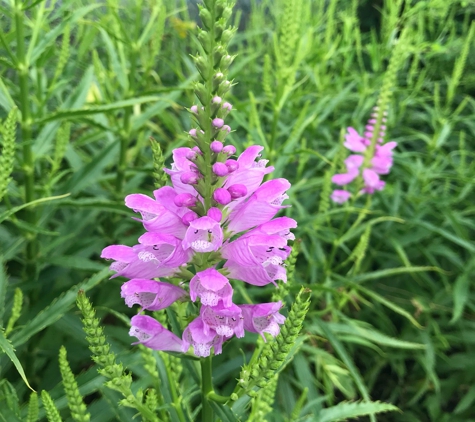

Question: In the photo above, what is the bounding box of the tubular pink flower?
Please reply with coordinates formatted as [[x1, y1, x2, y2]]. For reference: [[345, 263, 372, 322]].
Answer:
[[164, 148, 200, 195], [182, 317, 224, 357], [200, 303, 244, 338], [130, 315, 182, 352], [121, 279, 187, 310], [227, 178, 291, 233], [125, 192, 187, 237], [344, 127, 367, 152], [189, 268, 233, 307], [224, 146, 274, 197], [239, 302, 286, 340], [101, 243, 184, 280], [139, 232, 192, 267], [331, 169, 359, 186], [331, 190, 351, 204], [182, 216, 224, 252], [222, 233, 291, 286]]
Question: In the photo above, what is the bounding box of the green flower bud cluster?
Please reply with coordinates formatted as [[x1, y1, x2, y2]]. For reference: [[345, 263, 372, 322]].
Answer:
[[26, 392, 39, 422], [76, 291, 159, 422], [150, 137, 168, 189], [240, 288, 310, 397], [41, 391, 62, 422], [0, 107, 17, 202], [59, 346, 90, 422]]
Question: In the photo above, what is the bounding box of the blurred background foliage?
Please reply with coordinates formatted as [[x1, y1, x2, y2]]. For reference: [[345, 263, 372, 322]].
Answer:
[[0, 0, 475, 420]]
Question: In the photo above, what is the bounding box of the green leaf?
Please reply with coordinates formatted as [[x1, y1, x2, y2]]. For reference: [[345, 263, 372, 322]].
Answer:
[[210, 402, 241, 421], [450, 258, 475, 323], [29, 5, 102, 64], [0, 258, 7, 326], [0, 194, 71, 224], [35, 96, 166, 125], [10, 268, 110, 348], [0, 329, 34, 391], [315, 321, 375, 422], [318, 400, 399, 422]]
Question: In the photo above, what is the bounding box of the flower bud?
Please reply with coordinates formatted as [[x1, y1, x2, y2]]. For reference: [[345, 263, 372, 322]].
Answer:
[[212, 96, 222, 104], [190, 105, 198, 114], [212, 162, 228, 177], [207, 207, 222, 222], [225, 159, 239, 173], [222, 102, 232, 111], [210, 140, 223, 153], [213, 118, 224, 128], [228, 184, 247, 199], [222, 125, 231, 133], [189, 129, 197, 137], [192, 146, 202, 155], [174, 193, 197, 207], [222, 145, 236, 155], [213, 188, 231, 205], [182, 211, 198, 226], [180, 171, 200, 185], [186, 150, 197, 160]]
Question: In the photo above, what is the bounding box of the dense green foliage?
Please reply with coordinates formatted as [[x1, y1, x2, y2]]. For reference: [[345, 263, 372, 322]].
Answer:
[[0, 0, 474, 420]]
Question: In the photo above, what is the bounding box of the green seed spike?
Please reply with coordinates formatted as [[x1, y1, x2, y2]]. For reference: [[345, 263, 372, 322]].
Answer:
[[238, 288, 311, 397], [5, 287, 23, 337], [76, 291, 160, 422], [0, 107, 17, 202], [150, 137, 168, 189], [58, 346, 91, 422], [50, 122, 70, 178], [248, 375, 278, 421], [26, 392, 39, 422], [41, 391, 63, 422]]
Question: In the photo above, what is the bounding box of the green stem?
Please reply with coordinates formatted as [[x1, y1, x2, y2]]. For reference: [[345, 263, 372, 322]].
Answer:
[[201, 356, 214, 421], [15, 0, 37, 277], [164, 358, 187, 422], [208, 392, 230, 404]]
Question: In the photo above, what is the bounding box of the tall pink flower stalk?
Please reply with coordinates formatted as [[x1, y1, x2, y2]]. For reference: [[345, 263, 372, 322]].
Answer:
[[101, 100, 293, 357], [331, 108, 397, 203]]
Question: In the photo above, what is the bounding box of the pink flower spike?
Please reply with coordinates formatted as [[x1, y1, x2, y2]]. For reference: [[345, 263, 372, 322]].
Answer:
[[201, 303, 244, 338], [212, 162, 228, 177], [121, 279, 187, 310], [331, 189, 351, 204], [227, 184, 247, 199], [207, 207, 222, 222], [239, 302, 286, 340], [213, 188, 232, 205], [130, 315, 182, 352], [189, 268, 233, 307], [223, 145, 236, 155], [182, 317, 224, 357], [210, 140, 223, 153], [174, 193, 197, 207], [213, 118, 224, 128], [182, 216, 224, 252], [225, 159, 239, 173], [182, 210, 198, 226]]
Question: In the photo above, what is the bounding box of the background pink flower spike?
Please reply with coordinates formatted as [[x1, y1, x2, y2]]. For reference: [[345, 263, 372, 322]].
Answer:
[[129, 315, 182, 352]]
